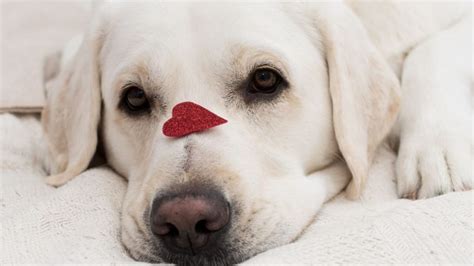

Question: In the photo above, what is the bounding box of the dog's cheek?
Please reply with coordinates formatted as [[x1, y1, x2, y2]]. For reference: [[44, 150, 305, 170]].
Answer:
[[120, 205, 147, 259], [119, 179, 159, 258], [100, 114, 132, 177], [232, 177, 326, 257], [101, 108, 158, 180]]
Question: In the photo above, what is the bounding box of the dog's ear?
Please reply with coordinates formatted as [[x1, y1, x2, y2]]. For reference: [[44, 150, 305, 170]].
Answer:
[[309, 4, 401, 198], [42, 17, 106, 187]]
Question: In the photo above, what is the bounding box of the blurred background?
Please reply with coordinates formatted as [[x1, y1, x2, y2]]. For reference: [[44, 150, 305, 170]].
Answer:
[[1, 1, 90, 111]]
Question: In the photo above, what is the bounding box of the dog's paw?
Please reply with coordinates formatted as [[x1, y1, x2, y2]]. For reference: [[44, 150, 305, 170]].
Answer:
[[396, 128, 472, 199], [45, 173, 72, 187]]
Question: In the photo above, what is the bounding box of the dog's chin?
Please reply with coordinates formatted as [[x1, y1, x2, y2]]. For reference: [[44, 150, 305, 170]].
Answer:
[[151, 248, 244, 266], [126, 239, 251, 265]]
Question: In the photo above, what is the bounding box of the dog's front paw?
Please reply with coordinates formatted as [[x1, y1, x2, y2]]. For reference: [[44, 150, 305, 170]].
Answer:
[[396, 127, 472, 199], [45, 174, 68, 187]]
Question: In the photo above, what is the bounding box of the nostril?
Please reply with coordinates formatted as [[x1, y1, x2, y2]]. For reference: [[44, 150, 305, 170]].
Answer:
[[204, 203, 230, 232], [166, 223, 179, 237], [195, 219, 211, 234], [152, 222, 179, 237]]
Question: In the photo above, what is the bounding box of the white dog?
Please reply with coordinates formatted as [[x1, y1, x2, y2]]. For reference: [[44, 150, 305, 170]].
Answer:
[[41, 1, 472, 264]]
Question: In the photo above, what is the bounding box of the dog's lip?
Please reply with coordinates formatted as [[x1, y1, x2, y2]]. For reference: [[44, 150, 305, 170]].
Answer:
[[144, 237, 239, 265]]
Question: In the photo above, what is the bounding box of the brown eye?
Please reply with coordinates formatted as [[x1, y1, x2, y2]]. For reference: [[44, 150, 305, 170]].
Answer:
[[122, 86, 150, 114], [249, 69, 281, 94]]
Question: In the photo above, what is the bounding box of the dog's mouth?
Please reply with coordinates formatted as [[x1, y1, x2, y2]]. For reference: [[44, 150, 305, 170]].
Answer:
[[126, 221, 249, 266], [146, 242, 243, 266]]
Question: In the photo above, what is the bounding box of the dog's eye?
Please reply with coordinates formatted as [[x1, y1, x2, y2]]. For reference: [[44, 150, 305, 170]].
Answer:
[[249, 69, 282, 94], [122, 86, 150, 114]]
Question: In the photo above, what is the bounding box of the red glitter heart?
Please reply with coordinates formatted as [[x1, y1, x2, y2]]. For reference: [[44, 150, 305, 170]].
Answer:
[[162, 102, 227, 137]]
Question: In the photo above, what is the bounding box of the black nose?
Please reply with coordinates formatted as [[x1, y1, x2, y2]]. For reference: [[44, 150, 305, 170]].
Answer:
[[150, 189, 230, 255]]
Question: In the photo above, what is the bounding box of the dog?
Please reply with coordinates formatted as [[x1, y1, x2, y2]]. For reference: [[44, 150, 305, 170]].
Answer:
[[41, 1, 472, 264]]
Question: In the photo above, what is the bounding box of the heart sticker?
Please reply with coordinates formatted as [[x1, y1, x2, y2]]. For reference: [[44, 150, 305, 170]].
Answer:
[[162, 102, 227, 138]]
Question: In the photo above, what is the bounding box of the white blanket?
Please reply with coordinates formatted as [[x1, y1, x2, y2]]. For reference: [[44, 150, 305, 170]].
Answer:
[[1, 113, 472, 264]]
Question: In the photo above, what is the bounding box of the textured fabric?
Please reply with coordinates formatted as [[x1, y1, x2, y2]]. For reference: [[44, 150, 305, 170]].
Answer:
[[1, 113, 472, 264], [0, 113, 131, 263]]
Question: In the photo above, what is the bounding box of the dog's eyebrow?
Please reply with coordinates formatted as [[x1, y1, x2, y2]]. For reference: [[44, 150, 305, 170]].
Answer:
[[109, 50, 163, 88], [229, 44, 290, 80], [220, 44, 292, 108]]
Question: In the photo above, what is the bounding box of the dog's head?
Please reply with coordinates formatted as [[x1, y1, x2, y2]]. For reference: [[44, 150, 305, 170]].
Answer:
[[42, 2, 399, 264]]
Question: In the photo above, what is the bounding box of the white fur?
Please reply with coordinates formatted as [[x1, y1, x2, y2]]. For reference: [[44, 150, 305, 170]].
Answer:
[[394, 14, 472, 198], [41, 1, 472, 264]]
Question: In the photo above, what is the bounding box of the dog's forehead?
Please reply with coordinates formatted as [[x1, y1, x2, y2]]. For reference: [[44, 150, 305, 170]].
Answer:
[[102, 3, 300, 64], [110, 3, 290, 37]]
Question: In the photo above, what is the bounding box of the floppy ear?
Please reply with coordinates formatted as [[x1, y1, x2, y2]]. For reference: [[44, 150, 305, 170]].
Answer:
[[42, 19, 105, 187], [311, 4, 401, 198]]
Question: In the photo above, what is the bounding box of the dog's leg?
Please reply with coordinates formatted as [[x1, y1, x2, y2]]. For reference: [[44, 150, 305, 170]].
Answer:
[[395, 15, 472, 199]]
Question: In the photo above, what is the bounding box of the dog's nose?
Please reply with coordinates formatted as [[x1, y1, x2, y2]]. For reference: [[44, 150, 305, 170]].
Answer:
[[150, 190, 230, 254]]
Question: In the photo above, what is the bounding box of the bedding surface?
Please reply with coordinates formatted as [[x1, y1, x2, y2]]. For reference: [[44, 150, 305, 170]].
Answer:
[[1, 113, 472, 264]]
